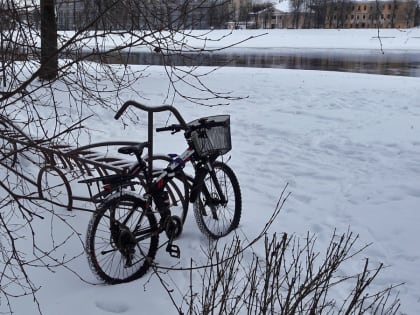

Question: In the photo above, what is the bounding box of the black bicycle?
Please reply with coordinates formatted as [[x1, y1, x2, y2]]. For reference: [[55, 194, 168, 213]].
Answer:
[[81, 101, 242, 284]]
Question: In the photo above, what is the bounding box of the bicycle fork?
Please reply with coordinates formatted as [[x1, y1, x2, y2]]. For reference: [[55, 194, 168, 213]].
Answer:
[[191, 162, 227, 220], [206, 162, 227, 205]]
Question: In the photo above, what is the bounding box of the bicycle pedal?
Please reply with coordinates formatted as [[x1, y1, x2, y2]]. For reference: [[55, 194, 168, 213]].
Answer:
[[166, 243, 180, 258]]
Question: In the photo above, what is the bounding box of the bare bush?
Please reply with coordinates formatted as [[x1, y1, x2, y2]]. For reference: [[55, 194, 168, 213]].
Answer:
[[183, 231, 401, 314], [150, 189, 401, 314]]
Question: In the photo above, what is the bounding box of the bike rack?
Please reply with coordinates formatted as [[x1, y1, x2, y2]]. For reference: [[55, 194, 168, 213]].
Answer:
[[0, 115, 189, 213], [114, 100, 188, 186]]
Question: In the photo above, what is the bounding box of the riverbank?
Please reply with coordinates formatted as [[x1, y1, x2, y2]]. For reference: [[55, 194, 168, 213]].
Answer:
[[62, 27, 420, 52], [177, 28, 420, 51]]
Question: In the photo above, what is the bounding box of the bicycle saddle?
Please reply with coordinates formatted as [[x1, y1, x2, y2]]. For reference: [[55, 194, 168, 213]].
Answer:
[[118, 142, 148, 156]]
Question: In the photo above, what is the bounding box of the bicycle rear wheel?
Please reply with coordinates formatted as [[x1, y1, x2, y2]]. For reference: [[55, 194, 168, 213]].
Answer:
[[86, 194, 158, 284], [193, 161, 241, 239]]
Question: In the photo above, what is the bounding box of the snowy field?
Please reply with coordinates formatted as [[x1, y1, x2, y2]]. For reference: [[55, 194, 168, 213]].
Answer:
[[69, 27, 420, 51], [2, 29, 420, 314], [173, 28, 420, 51]]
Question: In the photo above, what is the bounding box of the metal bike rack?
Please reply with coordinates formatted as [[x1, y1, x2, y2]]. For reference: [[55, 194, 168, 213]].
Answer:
[[0, 114, 188, 213], [114, 100, 188, 186]]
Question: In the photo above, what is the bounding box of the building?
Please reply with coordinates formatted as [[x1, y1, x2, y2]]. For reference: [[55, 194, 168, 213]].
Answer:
[[55, 0, 93, 30], [54, 0, 419, 30], [55, 0, 233, 30], [249, 0, 418, 29], [325, 0, 418, 28]]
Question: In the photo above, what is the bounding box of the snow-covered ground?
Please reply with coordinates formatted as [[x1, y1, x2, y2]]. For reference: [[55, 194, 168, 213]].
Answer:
[[2, 29, 420, 314], [177, 28, 420, 50], [62, 27, 420, 52]]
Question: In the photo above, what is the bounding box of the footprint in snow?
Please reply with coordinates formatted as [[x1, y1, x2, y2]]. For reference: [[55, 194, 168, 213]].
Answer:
[[95, 300, 129, 313]]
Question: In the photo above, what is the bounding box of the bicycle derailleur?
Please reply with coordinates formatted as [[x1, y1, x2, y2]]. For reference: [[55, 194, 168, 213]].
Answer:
[[111, 221, 137, 267]]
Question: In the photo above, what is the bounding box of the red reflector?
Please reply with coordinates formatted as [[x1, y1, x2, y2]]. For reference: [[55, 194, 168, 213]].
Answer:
[[103, 184, 113, 191], [157, 179, 164, 189]]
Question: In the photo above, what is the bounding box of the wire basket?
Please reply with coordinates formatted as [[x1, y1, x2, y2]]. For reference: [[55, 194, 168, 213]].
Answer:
[[188, 115, 231, 157]]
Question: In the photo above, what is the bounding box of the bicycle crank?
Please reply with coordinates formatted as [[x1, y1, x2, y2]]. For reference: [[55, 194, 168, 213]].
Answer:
[[164, 216, 182, 258], [164, 215, 183, 239]]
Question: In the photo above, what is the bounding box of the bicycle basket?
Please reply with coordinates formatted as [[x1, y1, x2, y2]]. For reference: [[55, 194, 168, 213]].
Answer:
[[188, 115, 231, 157]]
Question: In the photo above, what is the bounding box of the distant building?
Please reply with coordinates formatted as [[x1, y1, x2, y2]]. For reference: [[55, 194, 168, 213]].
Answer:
[[249, 7, 310, 29], [325, 0, 418, 28], [55, 0, 232, 30], [249, 0, 418, 29], [56, 0, 96, 30], [54, 0, 418, 30]]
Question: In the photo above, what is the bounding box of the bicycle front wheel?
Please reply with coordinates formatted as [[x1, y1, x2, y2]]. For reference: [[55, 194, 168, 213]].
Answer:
[[86, 194, 158, 284], [193, 161, 242, 239]]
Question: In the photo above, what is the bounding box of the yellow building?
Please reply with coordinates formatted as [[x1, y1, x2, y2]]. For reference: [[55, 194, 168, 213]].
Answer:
[[326, 0, 418, 28], [249, 0, 418, 29]]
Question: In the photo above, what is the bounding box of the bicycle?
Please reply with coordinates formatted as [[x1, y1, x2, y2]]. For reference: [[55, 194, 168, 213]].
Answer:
[[81, 101, 242, 284]]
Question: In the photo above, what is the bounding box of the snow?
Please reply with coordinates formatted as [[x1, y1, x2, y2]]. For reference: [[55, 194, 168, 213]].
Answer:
[[62, 27, 420, 52], [2, 29, 420, 314], [188, 28, 420, 50]]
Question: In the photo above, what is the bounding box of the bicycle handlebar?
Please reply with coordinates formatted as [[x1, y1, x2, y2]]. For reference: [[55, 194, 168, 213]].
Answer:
[[114, 100, 188, 127], [156, 118, 227, 135], [115, 100, 227, 137]]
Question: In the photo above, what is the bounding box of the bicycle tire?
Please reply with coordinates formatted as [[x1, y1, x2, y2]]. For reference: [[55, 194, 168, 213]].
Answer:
[[193, 161, 241, 239], [86, 194, 158, 284]]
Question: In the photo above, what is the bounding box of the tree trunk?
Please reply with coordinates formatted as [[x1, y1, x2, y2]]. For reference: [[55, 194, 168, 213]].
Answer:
[[39, 0, 58, 80]]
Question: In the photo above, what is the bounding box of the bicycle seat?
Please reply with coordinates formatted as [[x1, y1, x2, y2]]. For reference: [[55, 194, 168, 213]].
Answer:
[[118, 142, 148, 156]]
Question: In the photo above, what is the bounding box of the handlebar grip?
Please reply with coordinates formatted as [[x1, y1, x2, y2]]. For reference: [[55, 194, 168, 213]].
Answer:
[[156, 124, 183, 133], [156, 126, 172, 132]]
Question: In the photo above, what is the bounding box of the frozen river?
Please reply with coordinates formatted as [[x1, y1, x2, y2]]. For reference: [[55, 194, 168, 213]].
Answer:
[[90, 48, 420, 77]]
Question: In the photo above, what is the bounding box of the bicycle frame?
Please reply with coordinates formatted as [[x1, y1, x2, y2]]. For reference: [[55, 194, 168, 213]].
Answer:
[[113, 100, 228, 208]]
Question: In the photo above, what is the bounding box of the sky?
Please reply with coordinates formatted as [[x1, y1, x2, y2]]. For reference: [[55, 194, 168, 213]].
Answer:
[[1, 28, 420, 314]]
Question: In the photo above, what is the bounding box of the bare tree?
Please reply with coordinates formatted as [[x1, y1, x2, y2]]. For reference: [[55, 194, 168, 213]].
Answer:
[[290, 0, 305, 28], [306, 0, 330, 28], [335, 0, 353, 28], [39, 0, 58, 80], [416, 2, 420, 26], [0, 0, 261, 312]]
